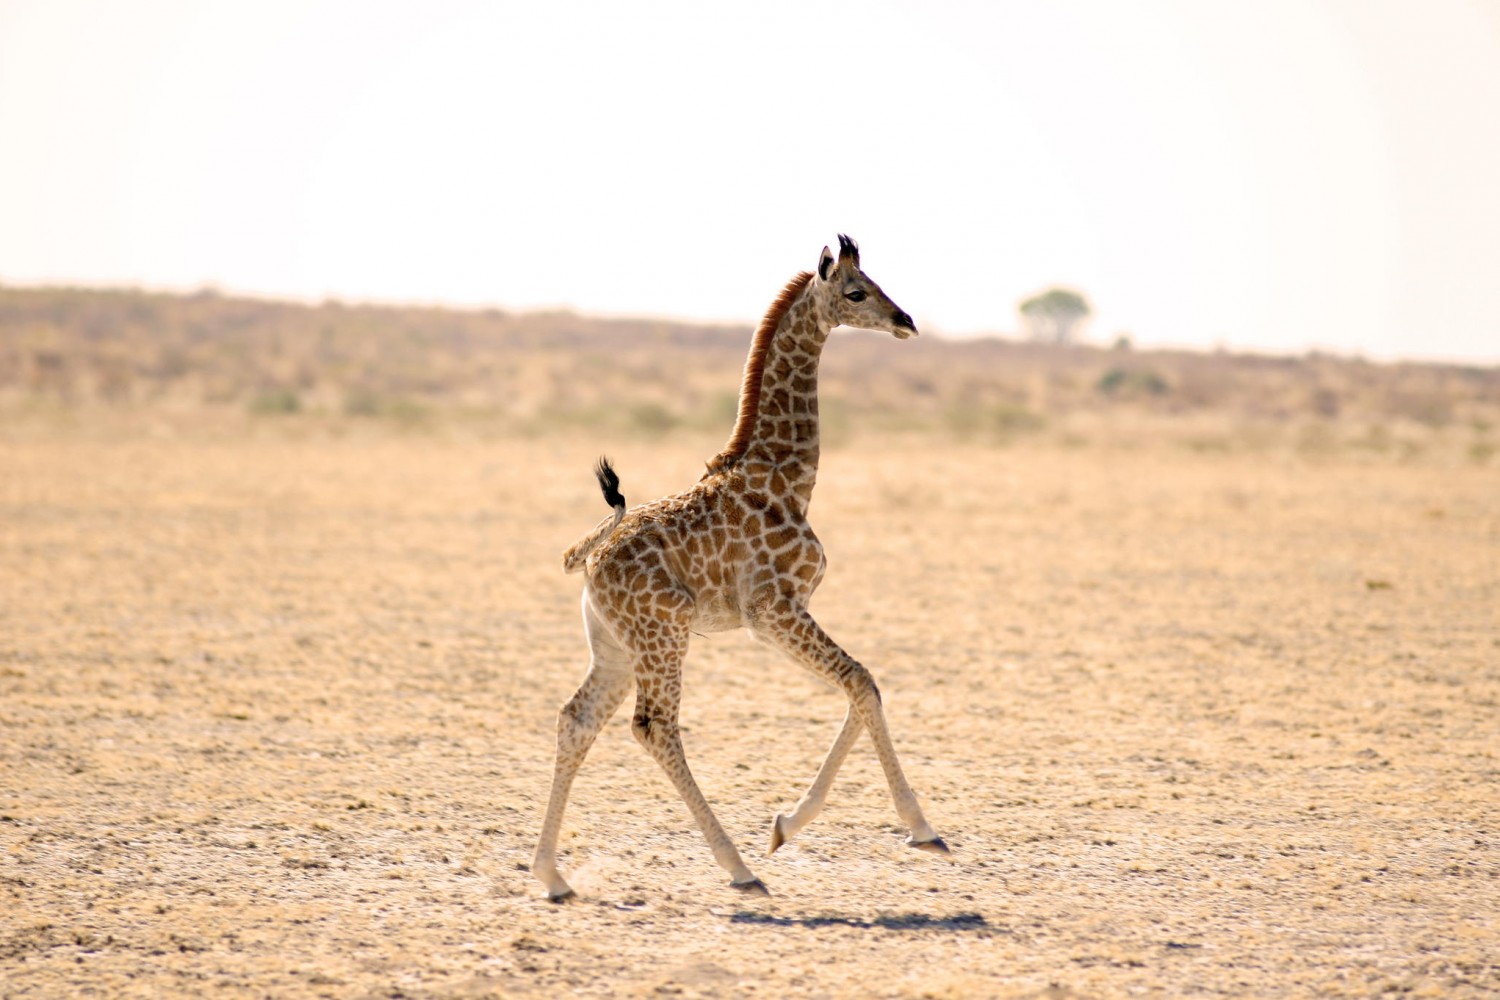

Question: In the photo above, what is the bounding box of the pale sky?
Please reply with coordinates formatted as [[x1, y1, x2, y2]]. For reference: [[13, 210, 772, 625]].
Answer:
[[2, 0, 1498, 362]]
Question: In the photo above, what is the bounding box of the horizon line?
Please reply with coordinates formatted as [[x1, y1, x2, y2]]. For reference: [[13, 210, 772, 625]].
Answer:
[[2, 276, 1495, 371]]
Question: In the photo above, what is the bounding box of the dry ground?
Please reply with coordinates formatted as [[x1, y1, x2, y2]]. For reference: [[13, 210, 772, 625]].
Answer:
[[1, 428, 1496, 998]]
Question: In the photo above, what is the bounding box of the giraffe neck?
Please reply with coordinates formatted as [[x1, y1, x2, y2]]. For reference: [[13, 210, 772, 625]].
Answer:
[[737, 286, 830, 511]]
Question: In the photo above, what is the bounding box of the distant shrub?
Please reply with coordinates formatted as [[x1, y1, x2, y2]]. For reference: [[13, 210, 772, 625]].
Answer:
[[343, 389, 431, 426], [941, 400, 983, 437], [1309, 388, 1341, 418], [626, 402, 679, 436], [1389, 392, 1452, 428], [1356, 422, 1394, 454], [249, 388, 301, 414], [709, 391, 740, 425], [941, 400, 1044, 441], [1182, 434, 1233, 454], [343, 389, 379, 417], [991, 403, 1046, 436], [1097, 367, 1168, 397], [383, 397, 432, 427], [1296, 422, 1338, 456]]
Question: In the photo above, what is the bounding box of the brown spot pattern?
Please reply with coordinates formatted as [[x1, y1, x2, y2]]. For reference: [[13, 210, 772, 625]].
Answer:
[[534, 242, 940, 899]]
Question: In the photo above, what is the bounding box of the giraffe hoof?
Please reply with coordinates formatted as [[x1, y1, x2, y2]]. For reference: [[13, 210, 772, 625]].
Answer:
[[547, 887, 577, 903], [907, 835, 951, 856], [767, 814, 790, 855], [732, 877, 771, 896]]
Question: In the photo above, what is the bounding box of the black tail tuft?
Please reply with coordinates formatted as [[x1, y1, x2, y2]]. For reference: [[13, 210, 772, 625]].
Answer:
[[594, 456, 625, 510]]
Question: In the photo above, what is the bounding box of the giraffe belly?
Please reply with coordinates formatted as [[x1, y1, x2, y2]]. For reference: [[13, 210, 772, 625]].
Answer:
[[690, 591, 744, 632]]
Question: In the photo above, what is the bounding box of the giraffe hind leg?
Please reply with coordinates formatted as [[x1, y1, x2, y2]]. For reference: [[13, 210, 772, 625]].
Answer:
[[532, 594, 633, 901]]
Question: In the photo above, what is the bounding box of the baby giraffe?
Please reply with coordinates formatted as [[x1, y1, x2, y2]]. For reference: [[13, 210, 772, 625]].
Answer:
[[532, 235, 947, 900]]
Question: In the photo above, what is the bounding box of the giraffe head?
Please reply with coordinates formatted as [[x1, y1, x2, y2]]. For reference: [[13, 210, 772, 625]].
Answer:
[[815, 234, 918, 339]]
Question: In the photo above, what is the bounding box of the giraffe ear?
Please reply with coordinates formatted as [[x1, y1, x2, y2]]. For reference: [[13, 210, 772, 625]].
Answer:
[[817, 245, 836, 281]]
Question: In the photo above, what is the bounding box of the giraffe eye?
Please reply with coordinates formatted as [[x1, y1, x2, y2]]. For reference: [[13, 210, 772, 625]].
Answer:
[[844, 290, 867, 303]]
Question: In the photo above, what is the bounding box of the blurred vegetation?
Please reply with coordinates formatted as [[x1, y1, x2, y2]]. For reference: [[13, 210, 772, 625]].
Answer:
[[1, 284, 1497, 462], [1019, 286, 1092, 344]]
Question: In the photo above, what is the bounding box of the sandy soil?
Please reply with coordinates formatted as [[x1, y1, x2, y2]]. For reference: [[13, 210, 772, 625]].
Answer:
[[1, 432, 1496, 998]]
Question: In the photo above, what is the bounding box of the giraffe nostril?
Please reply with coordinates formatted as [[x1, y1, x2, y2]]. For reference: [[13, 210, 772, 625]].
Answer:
[[893, 310, 916, 332]]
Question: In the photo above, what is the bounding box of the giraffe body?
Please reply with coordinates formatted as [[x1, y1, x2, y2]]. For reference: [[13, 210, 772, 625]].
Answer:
[[533, 237, 946, 900]]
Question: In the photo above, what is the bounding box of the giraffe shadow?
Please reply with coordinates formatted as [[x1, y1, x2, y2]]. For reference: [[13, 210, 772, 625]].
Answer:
[[724, 911, 989, 932]]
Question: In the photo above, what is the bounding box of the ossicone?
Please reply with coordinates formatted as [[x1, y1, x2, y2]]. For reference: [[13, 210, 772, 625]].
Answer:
[[836, 234, 860, 267]]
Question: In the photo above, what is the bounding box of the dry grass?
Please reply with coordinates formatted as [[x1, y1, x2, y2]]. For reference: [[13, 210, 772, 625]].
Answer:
[[1, 286, 1497, 997], [2, 284, 1497, 463]]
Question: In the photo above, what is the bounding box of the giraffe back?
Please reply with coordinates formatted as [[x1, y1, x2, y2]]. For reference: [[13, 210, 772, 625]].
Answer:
[[583, 470, 827, 635]]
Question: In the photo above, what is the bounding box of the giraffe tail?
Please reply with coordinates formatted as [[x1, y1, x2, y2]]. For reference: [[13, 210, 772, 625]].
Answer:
[[561, 457, 627, 574]]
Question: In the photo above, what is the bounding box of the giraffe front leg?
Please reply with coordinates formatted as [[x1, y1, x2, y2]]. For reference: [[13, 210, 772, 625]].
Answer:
[[752, 600, 948, 856], [768, 705, 861, 854]]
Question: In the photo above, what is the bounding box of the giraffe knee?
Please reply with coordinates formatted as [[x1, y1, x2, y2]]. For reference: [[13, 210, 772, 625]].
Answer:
[[631, 710, 676, 749], [840, 668, 882, 722], [558, 694, 590, 729], [630, 711, 657, 745], [554, 707, 588, 753], [555, 694, 608, 752], [842, 663, 882, 710]]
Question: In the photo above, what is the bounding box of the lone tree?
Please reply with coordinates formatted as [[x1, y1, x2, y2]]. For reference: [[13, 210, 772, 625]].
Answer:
[[1018, 286, 1092, 344]]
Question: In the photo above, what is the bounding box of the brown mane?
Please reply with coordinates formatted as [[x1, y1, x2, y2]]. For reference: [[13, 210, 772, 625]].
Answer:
[[705, 270, 814, 475]]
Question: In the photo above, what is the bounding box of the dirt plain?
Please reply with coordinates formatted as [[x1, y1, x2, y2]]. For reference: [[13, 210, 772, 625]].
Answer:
[[1, 417, 1496, 999]]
